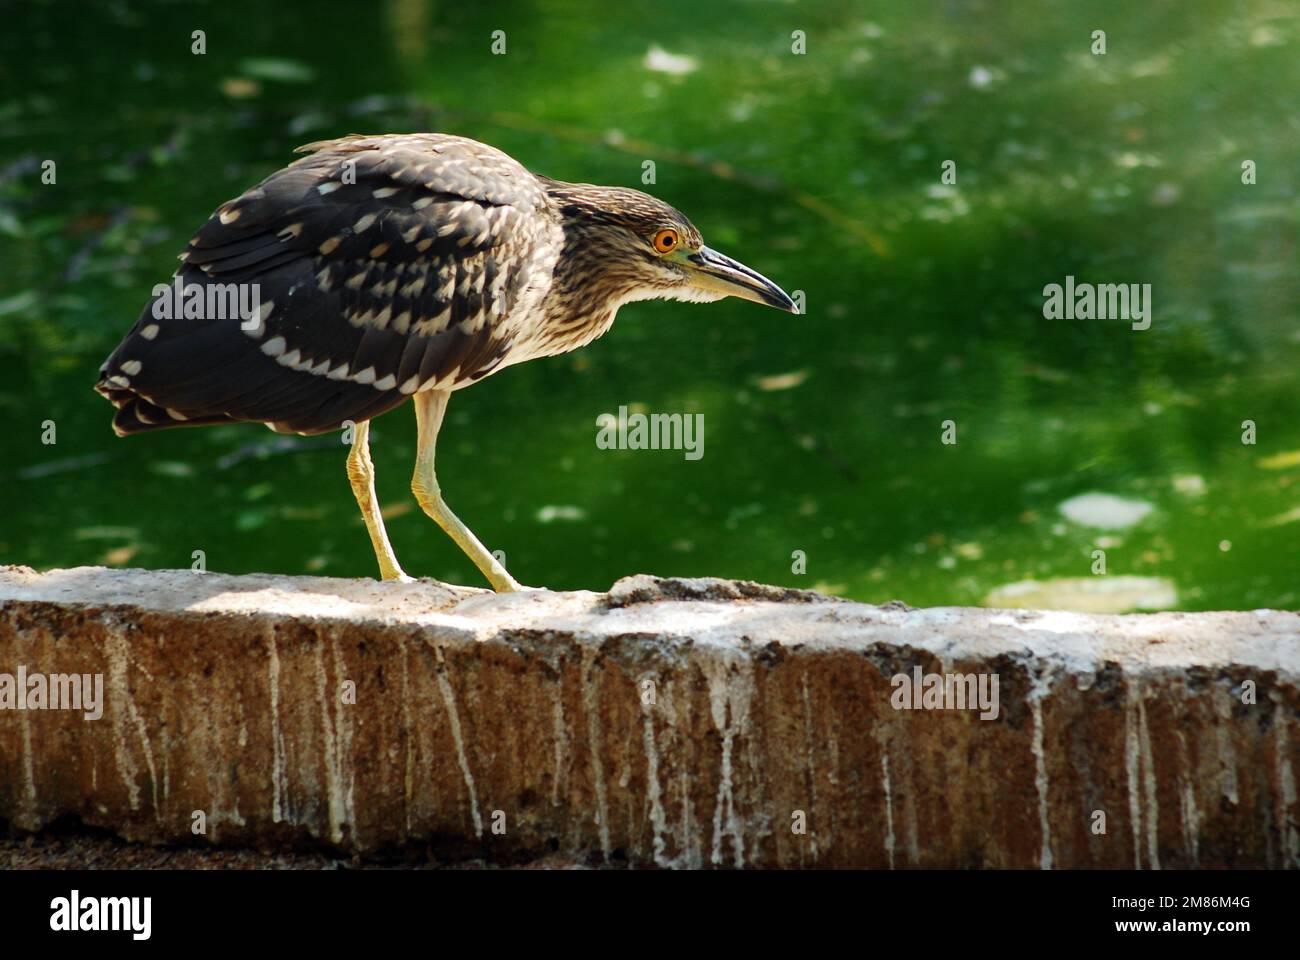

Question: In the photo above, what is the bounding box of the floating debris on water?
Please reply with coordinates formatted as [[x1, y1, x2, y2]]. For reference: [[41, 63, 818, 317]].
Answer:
[[1263, 506, 1300, 527], [536, 505, 586, 523], [755, 369, 809, 392], [812, 581, 848, 596], [217, 435, 339, 470], [101, 544, 139, 566], [968, 65, 1004, 89], [0, 291, 39, 318], [644, 45, 697, 75], [983, 576, 1178, 613], [1258, 451, 1300, 470], [1058, 492, 1154, 529], [237, 58, 315, 83], [19, 453, 110, 479], [74, 525, 138, 541], [220, 77, 260, 99]]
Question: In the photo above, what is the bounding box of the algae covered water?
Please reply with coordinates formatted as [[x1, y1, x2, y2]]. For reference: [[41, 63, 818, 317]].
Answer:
[[1, 1, 1296, 610]]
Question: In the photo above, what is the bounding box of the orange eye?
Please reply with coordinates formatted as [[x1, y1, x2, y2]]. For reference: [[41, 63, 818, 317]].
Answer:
[[652, 228, 679, 254]]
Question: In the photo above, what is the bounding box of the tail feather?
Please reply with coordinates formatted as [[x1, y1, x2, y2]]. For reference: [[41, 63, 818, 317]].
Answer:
[[95, 262, 412, 437], [97, 389, 239, 436]]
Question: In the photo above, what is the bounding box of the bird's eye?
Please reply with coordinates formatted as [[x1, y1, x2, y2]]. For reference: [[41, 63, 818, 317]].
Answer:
[[652, 228, 679, 254]]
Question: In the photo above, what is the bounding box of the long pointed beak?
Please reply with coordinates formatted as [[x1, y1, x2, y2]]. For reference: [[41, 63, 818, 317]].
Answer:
[[686, 246, 797, 312]]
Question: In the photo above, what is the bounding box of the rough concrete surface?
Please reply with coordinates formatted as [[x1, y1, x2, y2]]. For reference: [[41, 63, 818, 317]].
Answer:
[[0, 564, 1297, 868]]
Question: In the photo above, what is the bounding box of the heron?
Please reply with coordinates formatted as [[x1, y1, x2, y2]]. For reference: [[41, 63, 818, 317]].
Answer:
[[95, 133, 796, 591]]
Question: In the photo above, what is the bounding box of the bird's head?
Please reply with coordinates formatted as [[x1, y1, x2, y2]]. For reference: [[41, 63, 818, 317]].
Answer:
[[543, 181, 797, 316]]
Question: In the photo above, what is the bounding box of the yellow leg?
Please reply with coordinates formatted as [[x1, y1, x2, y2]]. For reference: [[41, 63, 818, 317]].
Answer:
[[411, 390, 524, 592], [346, 419, 411, 582]]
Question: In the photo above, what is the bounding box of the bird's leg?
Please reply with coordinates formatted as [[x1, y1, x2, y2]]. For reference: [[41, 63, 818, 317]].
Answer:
[[345, 419, 411, 582], [411, 390, 523, 592]]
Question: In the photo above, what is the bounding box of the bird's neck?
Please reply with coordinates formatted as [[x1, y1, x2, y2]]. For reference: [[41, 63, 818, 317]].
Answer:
[[535, 181, 642, 354]]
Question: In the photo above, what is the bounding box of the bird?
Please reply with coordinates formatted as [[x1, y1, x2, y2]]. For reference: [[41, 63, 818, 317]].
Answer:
[[95, 133, 796, 591]]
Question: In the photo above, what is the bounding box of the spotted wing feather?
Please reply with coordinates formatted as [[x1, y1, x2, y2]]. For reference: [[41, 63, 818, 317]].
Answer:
[[96, 134, 560, 436]]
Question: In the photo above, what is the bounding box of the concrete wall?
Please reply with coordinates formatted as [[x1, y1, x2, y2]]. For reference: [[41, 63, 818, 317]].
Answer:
[[1, 565, 1297, 868]]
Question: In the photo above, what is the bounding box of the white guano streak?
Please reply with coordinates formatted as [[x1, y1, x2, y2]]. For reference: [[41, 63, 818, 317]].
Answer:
[[435, 663, 483, 839], [703, 656, 754, 867], [1029, 665, 1054, 870]]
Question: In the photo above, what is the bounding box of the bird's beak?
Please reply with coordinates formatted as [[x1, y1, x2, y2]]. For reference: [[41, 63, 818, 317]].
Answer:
[[684, 246, 797, 312]]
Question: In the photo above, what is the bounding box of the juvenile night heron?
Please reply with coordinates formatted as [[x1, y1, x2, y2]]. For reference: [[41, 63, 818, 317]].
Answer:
[[96, 133, 795, 590]]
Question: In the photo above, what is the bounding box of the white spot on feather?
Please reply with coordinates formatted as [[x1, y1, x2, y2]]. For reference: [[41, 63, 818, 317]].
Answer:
[[241, 298, 275, 339]]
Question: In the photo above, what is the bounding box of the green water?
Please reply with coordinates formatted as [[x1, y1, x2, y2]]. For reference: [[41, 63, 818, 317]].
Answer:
[[1, 0, 1296, 610]]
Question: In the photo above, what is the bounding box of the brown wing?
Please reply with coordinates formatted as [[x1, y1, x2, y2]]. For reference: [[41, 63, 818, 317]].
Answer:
[[96, 133, 561, 436]]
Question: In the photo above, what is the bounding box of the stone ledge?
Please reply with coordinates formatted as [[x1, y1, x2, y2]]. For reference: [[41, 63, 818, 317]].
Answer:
[[0, 565, 1297, 868]]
